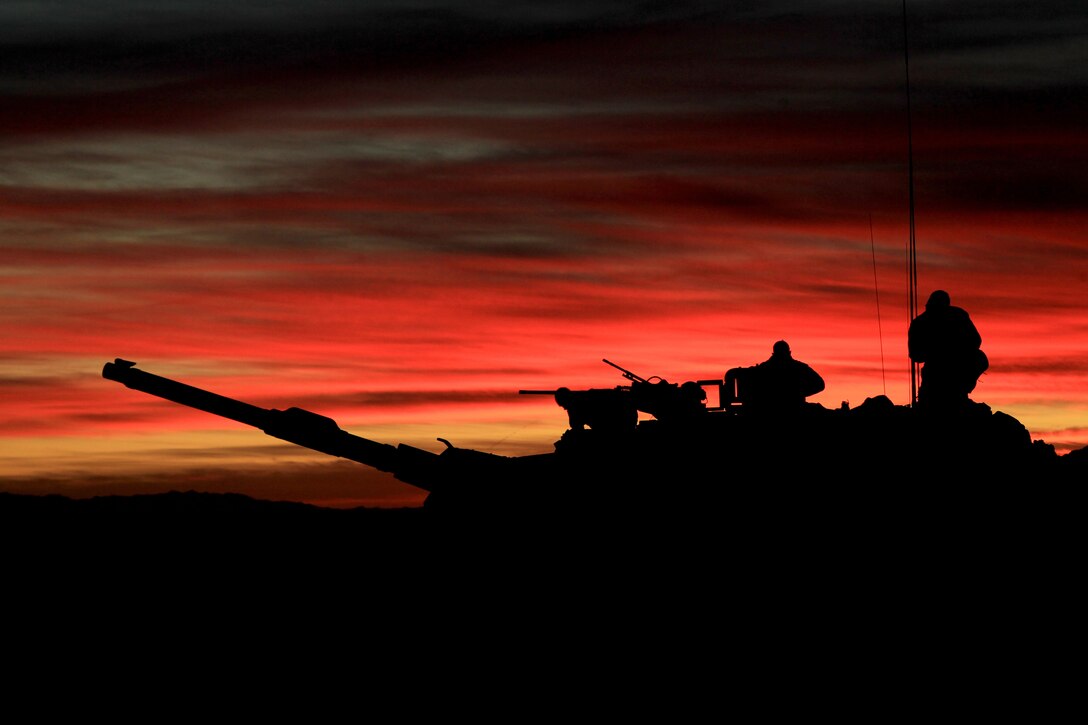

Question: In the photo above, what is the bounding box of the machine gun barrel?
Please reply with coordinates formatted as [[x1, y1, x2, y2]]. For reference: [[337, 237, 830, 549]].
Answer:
[[602, 358, 648, 384], [519, 389, 558, 395], [101, 358, 442, 491]]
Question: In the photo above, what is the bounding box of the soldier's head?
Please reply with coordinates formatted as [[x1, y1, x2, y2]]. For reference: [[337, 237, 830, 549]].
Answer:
[[926, 290, 951, 310], [554, 387, 572, 408], [772, 340, 791, 357], [680, 380, 707, 403]]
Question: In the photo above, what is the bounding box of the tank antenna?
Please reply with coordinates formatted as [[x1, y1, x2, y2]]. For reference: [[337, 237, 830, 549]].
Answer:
[[903, 0, 919, 406], [870, 214, 887, 397]]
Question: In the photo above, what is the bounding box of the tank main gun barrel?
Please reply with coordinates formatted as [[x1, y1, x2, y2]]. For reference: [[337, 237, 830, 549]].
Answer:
[[104, 359, 272, 429], [101, 359, 442, 491]]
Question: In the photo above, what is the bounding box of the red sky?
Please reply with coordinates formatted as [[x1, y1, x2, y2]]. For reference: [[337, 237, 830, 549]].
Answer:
[[2, 2, 1086, 507]]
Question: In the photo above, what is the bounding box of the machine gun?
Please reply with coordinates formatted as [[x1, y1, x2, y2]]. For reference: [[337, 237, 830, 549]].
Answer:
[[520, 359, 722, 432], [602, 358, 648, 383]]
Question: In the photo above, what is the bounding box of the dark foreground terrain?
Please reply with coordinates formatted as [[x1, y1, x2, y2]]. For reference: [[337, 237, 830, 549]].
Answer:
[[4, 468, 1083, 546], [3, 482, 1082, 656], [0, 489, 423, 528], [0, 490, 431, 560]]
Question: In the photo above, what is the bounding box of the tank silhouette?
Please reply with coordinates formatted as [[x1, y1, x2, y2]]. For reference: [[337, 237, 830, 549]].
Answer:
[[102, 356, 1080, 513]]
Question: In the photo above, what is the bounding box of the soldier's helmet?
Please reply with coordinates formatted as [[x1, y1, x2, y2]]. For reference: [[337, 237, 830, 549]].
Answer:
[[926, 290, 951, 309]]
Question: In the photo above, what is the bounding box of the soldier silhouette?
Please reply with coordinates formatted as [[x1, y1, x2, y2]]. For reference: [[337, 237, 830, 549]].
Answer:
[[908, 290, 988, 407], [736, 341, 825, 413]]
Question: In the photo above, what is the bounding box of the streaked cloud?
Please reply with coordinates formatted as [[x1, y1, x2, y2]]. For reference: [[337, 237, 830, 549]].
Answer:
[[2, 1, 1086, 505]]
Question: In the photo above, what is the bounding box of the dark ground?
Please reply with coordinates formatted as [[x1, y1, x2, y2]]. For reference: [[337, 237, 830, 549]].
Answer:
[[2, 484, 1081, 673], [3, 477, 1081, 553]]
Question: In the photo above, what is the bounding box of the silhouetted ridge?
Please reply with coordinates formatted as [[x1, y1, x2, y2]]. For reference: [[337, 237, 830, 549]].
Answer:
[[0, 490, 423, 537]]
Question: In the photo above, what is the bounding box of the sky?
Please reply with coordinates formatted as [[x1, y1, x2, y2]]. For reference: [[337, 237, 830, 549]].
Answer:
[[2, 0, 1086, 508]]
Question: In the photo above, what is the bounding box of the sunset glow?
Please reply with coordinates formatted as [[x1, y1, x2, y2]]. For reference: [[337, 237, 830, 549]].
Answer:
[[3, 2, 1086, 507]]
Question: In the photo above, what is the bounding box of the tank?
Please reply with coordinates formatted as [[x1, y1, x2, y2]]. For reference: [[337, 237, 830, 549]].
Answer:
[[101, 357, 1083, 515]]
